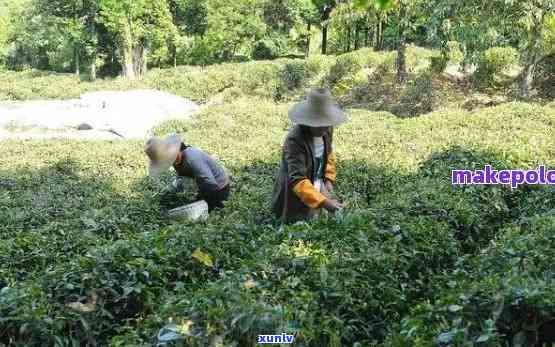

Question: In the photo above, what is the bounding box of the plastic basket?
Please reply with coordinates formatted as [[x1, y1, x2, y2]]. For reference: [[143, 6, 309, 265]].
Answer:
[[167, 200, 209, 222]]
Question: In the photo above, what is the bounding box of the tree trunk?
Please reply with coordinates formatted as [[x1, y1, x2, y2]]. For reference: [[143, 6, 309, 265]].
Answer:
[[396, 3, 408, 84], [519, 61, 535, 98], [171, 0, 178, 68], [322, 25, 328, 55], [375, 14, 382, 50], [346, 26, 351, 52], [89, 61, 96, 82], [519, 10, 544, 99], [122, 53, 135, 79], [365, 28, 370, 47], [73, 3, 80, 76], [170, 41, 177, 68], [74, 45, 80, 76], [132, 41, 147, 77], [89, 58, 96, 81], [305, 22, 311, 58], [120, 22, 136, 79], [354, 24, 360, 50], [396, 40, 408, 83], [321, 5, 333, 55], [459, 44, 469, 73]]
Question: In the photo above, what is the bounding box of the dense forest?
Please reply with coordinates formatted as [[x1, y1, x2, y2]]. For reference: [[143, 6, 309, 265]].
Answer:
[[0, 0, 553, 97]]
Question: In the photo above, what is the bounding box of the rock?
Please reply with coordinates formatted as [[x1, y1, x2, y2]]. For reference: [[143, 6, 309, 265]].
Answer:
[[76, 123, 94, 130]]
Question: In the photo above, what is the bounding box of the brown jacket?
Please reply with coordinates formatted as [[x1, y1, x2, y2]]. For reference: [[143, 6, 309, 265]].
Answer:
[[272, 125, 337, 223]]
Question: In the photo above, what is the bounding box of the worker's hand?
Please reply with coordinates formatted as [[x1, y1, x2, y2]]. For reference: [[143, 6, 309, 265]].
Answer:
[[322, 198, 344, 213], [170, 177, 186, 193], [325, 180, 334, 194]]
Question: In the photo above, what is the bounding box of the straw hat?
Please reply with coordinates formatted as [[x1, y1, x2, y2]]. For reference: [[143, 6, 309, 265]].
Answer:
[[289, 88, 347, 127], [145, 134, 182, 176]]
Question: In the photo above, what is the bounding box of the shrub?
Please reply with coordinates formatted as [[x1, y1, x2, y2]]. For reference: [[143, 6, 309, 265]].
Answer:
[[325, 54, 364, 87], [483, 47, 520, 72], [389, 214, 555, 346], [430, 54, 448, 74], [473, 46, 520, 87], [375, 51, 396, 74], [406, 45, 436, 73], [3, 100, 555, 345], [306, 54, 334, 76], [392, 72, 438, 117], [279, 60, 311, 91], [534, 53, 555, 98], [252, 36, 287, 60]]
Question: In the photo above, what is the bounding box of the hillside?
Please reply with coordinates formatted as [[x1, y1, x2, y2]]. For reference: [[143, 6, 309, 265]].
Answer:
[[1, 47, 555, 346]]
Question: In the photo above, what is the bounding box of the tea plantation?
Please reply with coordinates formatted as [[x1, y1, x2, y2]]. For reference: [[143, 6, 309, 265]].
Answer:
[[1, 48, 555, 346]]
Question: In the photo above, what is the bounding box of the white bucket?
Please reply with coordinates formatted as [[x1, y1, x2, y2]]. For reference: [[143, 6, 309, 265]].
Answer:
[[168, 200, 209, 222]]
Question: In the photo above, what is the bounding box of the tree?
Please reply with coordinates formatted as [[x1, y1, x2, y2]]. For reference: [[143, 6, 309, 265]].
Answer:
[[33, 0, 101, 78], [167, 0, 208, 67], [99, 0, 176, 79], [199, 0, 266, 62], [494, 0, 554, 97], [295, 0, 319, 56], [426, 0, 554, 97], [262, 0, 298, 34], [0, 2, 10, 66], [355, 0, 422, 84], [312, 0, 336, 54]]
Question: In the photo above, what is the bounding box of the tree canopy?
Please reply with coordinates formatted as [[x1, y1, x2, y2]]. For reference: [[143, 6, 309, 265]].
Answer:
[[0, 0, 553, 94]]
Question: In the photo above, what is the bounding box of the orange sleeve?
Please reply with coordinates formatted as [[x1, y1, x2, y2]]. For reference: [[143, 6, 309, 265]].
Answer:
[[325, 152, 337, 183], [293, 178, 327, 209]]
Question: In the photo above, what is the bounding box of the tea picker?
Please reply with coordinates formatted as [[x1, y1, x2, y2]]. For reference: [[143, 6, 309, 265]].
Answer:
[[272, 88, 348, 224], [145, 134, 231, 222]]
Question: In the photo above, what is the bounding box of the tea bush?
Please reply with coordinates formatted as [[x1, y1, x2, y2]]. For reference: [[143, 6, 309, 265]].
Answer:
[[273, 60, 313, 101], [325, 54, 365, 87], [391, 72, 438, 117], [482, 47, 520, 73], [279, 60, 311, 90], [389, 214, 555, 346], [1, 46, 555, 346], [2, 98, 555, 345]]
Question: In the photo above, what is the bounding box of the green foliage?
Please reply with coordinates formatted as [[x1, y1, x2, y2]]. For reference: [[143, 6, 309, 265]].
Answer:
[[272, 59, 315, 101], [176, 0, 208, 37], [474, 46, 520, 88], [429, 54, 448, 73], [279, 60, 311, 90], [534, 53, 555, 98], [390, 212, 555, 346], [325, 53, 365, 87], [3, 99, 555, 345], [252, 35, 287, 60], [483, 46, 520, 72], [446, 40, 464, 65], [197, 0, 266, 63], [392, 72, 438, 117]]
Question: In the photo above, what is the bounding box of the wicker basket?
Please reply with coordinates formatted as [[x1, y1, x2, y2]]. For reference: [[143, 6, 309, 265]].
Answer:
[[167, 200, 209, 222]]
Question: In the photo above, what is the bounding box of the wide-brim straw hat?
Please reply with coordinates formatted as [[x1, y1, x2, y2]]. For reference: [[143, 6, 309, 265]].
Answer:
[[145, 134, 182, 177], [289, 88, 347, 127]]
